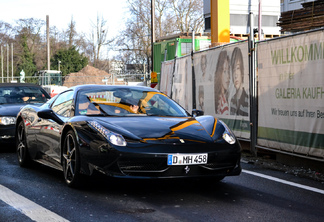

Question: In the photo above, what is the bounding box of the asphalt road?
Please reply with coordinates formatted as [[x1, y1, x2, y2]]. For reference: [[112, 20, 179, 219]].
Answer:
[[1, 146, 324, 222]]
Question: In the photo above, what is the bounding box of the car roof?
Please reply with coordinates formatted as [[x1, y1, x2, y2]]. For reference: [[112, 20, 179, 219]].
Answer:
[[0, 83, 41, 88]]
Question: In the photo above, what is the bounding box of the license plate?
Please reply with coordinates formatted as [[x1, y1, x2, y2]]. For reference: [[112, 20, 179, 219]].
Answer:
[[167, 153, 208, 165]]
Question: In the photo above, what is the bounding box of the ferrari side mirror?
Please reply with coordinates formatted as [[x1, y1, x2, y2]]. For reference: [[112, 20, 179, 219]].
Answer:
[[37, 109, 64, 125], [192, 109, 204, 117]]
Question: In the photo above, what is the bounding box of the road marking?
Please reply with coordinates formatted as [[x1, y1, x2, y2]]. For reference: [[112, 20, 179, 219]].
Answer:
[[242, 169, 324, 195], [0, 185, 69, 222], [1, 170, 323, 221]]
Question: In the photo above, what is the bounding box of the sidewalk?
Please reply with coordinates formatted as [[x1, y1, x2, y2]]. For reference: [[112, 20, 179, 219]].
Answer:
[[241, 148, 324, 183]]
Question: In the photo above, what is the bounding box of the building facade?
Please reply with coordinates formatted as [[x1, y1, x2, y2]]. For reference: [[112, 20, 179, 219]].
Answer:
[[203, 0, 281, 38], [280, 0, 314, 12]]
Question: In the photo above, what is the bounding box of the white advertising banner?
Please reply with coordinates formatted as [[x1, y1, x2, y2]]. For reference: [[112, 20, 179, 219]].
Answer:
[[258, 30, 324, 157], [171, 55, 193, 113], [160, 60, 174, 97], [193, 42, 250, 139]]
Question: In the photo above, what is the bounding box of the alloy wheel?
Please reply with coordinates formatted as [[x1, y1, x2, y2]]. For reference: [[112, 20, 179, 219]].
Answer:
[[62, 131, 80, 187], [16, 121, 30, 167]]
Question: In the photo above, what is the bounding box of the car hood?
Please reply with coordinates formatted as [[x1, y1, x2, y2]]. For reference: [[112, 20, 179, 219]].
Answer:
[[0, 104, 26, 116], [96, 116, 222, 143]]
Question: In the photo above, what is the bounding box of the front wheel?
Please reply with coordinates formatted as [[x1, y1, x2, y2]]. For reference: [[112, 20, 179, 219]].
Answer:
[[16, 121, 31, 167], [62, 130, 81, 188]]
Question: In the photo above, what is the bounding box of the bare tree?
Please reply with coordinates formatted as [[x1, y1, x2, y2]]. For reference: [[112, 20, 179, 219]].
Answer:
[[155, 0, 169, 37], [14, 18, 45, 54], [117, 0, 204, 73], [168, 0, 204, 33], [66, 17, 77, 47], [89, 14, 114, 68], [116, 0, 154, 73], [0, 21, 14, 44]]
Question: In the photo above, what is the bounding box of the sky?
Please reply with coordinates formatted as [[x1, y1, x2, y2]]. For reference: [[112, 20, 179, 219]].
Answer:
[[0, 0, 128, 38]]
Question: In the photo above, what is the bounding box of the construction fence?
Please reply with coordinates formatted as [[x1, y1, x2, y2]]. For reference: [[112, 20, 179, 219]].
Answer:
[[159, 28, 324, 160]]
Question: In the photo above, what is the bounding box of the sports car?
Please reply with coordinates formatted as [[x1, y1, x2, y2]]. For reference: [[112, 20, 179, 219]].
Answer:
[[0, 83, 50, 146], [16, 84, 241, 187]]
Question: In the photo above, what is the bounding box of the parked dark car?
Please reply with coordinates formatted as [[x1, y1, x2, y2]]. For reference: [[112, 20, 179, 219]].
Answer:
[[0, 83, 50, 146], [16, 84, 241, 188]]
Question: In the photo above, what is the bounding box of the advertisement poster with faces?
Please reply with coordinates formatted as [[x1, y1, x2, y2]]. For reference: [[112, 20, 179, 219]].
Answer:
[[160, 43, 250, 139], [258, 30, 324, 157], [193, 43, 250, 139]]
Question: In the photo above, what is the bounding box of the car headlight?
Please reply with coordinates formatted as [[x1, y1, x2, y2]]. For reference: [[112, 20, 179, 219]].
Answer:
[[222, 132, 236, 144], [88, 121, 126, 146], [0, 117, 16, 125], [219, 120, 236, 145]]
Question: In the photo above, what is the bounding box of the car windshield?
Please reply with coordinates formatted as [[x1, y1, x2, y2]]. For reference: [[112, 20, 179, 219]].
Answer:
[[0, 86, 49, 104], [76, 88, 188, 117]]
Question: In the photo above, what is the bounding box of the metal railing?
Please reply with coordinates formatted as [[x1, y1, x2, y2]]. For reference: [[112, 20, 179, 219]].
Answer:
[[0, 73, 149, 87]]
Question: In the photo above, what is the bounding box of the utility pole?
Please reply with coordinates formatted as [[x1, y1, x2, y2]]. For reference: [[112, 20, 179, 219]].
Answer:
[[249, 12, 257, 156], [7, 44, 9, 82], [151, 0, 155, 73], [1, 46, 3, 83], [47, 15, 50, 70], [258, 0, 262, 41], [11, 43, 13, 82]]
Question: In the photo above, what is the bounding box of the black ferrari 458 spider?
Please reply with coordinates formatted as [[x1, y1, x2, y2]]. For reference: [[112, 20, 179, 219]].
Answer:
[[16, 84, 241, 187]]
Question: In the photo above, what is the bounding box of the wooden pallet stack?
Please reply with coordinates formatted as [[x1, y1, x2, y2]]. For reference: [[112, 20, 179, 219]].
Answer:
[[278, 0, 324, 32]]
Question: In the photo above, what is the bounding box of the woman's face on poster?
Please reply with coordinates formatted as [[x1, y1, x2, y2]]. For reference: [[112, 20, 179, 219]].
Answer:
[[222, 59, 230, 90], [233, 59, 242, 89]]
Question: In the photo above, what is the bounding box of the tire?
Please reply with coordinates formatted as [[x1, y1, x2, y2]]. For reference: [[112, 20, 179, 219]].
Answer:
[[16, 121, 31, 167], [62, 130, 81, 188]]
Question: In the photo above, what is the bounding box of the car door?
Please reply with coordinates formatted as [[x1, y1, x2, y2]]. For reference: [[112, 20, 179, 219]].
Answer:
[[37, 90, 74, 163]]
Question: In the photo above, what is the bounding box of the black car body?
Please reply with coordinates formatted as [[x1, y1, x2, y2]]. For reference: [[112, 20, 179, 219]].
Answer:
[[0, 83, 50, 145], [16, 85, 241, 187]]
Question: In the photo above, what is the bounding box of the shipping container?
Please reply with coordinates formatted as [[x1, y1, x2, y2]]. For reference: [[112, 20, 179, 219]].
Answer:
[[153, 33, 211, 80]]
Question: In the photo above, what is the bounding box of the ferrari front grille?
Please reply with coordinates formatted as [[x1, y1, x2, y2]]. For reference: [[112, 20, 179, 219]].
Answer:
[[118, 160, 168, 173]]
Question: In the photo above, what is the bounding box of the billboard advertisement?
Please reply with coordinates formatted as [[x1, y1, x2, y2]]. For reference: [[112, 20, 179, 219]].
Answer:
[[193, 43, 250, 139], [258, 30, 324, 157]]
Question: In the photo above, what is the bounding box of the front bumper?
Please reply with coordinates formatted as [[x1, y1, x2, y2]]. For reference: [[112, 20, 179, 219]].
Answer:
[[80, 140, 242, 179], [0, 125, 16, 144], [116, 153, 241, 178]]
